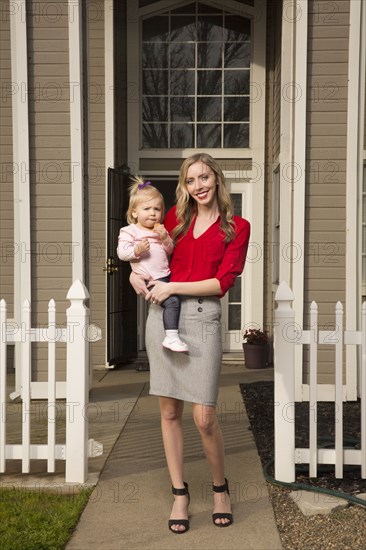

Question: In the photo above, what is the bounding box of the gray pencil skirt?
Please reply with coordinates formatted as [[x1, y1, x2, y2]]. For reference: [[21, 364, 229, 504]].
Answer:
[[146, 296, 222, 406]]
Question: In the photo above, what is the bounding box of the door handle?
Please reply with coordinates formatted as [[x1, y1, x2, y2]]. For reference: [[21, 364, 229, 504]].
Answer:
[[103, 257, 119, 274]]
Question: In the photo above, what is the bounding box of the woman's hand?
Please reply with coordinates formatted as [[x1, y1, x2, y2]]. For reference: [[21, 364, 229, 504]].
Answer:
[[129, 271, 151, 299], [147, 280, 173, 304]]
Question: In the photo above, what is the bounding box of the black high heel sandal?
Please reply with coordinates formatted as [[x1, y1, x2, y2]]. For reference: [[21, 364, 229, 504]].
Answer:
[[212, 478, 233, 527], [168, 482, 190, 534]]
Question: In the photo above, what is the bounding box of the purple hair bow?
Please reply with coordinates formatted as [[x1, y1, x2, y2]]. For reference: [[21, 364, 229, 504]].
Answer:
[[138, 180, 152, 190]]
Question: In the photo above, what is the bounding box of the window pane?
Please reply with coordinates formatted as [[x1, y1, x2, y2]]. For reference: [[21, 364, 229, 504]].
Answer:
[[143, 70, 168, 95], [224, 124, 249, 148], [224, 97, 249, 122], [142, 124, 168, 148], [229, 276, 241, 302], [197, 124, 221, 147], [228, 304, 241, 331], [224, 70, 250, 95], [171, 16, 196, 41], [170, 43, 195, 68], [197, 97, 221, 121], [198, 42, 222, 68], [170, 97, 194, 121], [224, 16, 251, 42], [142, 43, 168, 68], [143, 97, 168, 122], [197, 16, 223, 41], [171, 124, 194, 148], [142, 16, 169, 41], [231, 193, 242, 216], [170, 70, 195, 95], [224, 42, 250, 68], [141, 5, 252, 150], [197, 70, 222, 95]]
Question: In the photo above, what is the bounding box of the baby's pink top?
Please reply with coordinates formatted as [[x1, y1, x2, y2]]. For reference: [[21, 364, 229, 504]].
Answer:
[[117, 224, 174, 280]]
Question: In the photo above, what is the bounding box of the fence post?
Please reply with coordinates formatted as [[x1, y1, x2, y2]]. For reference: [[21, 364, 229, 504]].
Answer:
[[65, 279, 90, 483], [274, 281, 296, 482]]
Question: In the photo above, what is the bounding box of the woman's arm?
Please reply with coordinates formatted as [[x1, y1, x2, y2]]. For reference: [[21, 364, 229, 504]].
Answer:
[[148, 278, 221, 304]]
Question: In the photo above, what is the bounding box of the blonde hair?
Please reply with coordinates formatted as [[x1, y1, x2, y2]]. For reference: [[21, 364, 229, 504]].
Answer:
[[126, 176, 164, 224], [173, 153, 235, 243]]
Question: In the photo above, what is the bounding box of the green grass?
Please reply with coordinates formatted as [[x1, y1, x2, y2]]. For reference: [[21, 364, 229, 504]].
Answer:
[[0, 487, 93, 550]]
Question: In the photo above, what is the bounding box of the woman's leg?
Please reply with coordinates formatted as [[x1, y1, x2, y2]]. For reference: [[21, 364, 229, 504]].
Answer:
[[159, 396, 189, 532], [192, 403, 232, 525]]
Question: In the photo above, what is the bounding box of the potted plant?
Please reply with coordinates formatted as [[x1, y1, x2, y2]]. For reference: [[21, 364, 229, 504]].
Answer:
[[242, 327, 270, 369]]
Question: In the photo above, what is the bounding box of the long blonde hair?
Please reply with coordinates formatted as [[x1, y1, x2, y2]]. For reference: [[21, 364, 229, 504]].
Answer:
[[173, 153, 235, 243], [126, 176, 164, 224]]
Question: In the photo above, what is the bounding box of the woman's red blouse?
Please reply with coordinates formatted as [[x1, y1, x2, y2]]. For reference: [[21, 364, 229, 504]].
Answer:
[[164, 206, 251, 297]]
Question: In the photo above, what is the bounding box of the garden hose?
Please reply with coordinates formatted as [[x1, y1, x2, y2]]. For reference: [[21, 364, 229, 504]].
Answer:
[[263, 436, 366, 508]]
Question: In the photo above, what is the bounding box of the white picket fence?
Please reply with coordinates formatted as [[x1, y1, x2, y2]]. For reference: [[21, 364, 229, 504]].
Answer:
[[0, 279, 102, 483], [274, 281, 366, 483]]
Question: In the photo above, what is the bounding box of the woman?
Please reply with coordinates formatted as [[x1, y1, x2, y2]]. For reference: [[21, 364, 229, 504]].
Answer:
[[130, 153, 250, 533]]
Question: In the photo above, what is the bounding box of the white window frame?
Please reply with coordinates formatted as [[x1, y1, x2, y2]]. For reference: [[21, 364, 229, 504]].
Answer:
[[127, 0, 264, 163], [221, 179, 253, 352]]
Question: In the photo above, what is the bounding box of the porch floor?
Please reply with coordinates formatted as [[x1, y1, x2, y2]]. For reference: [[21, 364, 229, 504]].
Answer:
[[2, 361, 282, 549]]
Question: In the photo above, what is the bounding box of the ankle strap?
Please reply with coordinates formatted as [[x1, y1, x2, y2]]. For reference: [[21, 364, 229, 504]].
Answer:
[[212, 478, 229, 493], [172, 481, 188, 496]]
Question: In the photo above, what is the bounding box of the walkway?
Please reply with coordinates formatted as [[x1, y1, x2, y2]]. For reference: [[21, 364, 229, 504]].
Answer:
[[67, 361, 282, 550]]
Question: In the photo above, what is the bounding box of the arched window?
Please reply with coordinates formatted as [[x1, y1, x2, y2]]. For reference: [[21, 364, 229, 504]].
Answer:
[[141, 2, 251, 149]]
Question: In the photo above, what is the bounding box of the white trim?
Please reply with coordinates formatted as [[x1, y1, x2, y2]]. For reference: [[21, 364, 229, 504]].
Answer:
[[10, 0, 31, 394], [68, 0, 85, 282], [10, 1, 31, 306], [279, 0, 295, 286], [293, 0, 308, 400], [347, 0, 365, 400], [105, 0, 114, 366], [105, 1, 114, 170], [357, 0, 366, 395], [249, 0, 266, 329], [139, 0, 256, 19], [139, 149, 252, 159]]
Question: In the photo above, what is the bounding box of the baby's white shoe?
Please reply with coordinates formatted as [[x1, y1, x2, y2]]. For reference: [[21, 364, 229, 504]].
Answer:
[[162, 336, 188, 353]]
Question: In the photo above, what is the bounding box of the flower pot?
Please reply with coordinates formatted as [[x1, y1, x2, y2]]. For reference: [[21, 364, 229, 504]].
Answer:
[[243, 343, 269, 369]]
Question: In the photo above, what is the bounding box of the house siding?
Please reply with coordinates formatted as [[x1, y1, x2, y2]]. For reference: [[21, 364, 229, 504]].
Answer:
[[87, 1, 106, 367], [0, 0, 14, 317], [27, 0, 72, 379], [304, 0, 350, 382]]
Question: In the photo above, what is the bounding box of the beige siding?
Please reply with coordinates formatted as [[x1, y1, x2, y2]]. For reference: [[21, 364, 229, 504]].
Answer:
[[304, 0, 350, 382], [87, 1, 106, 367], [0, 1, 14, 317], [263, 0, 282, 332], [27, 0, 72, 379]]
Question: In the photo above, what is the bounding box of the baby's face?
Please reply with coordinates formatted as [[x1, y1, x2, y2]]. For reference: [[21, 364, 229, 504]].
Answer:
[[133, 196, 163, 230]]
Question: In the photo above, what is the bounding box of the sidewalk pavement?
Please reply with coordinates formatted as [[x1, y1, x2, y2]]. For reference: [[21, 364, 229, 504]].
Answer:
[[66, 359, 282, 550]]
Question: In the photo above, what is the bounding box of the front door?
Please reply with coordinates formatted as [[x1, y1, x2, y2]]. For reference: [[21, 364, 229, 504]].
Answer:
[[124, 0, 266, 352]]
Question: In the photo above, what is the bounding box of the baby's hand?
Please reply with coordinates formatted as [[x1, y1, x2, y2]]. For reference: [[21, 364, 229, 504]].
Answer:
[[135, 237, 150, 256], [153, 223, 169, 242]]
